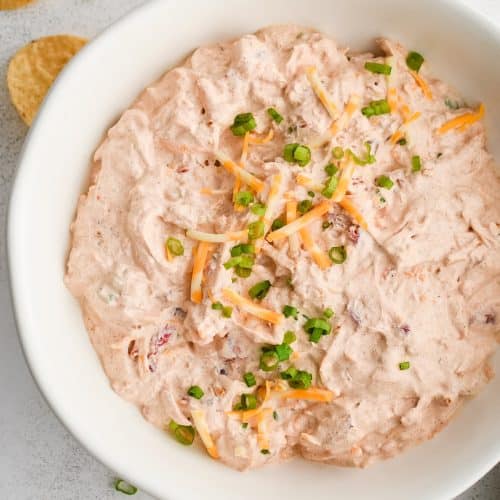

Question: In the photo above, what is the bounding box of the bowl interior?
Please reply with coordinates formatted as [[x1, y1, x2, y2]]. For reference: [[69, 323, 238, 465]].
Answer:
[[8, 0, 500, 499]]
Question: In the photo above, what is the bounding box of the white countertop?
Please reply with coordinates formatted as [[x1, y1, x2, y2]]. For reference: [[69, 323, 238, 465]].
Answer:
[[0, 1, 498, 498]]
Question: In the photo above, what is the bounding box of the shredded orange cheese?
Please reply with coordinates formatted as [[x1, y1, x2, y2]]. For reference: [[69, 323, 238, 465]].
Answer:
[[186, 228, 247, 243], [329, 94, 361, 135], [295, 174, 324, 191], [331, 159, 355, 202], [286, 199, 300, 257], [410, 71, 433, 100], [190, 241, 212, 303], [278, 387, 336, 402], [248, 129, 274, 145], [339, 198, 368, 230], [299, 226, 331, 269], [390, 111, 422, 144], [215, 151, 265, 193], [266, 201, 330, 242], [222, 288, 283, 324], [256, 409, 272, 450], [306, 66, 339, 120], [191, 409, 219, 459], [165, 244, 173, 262], [387, 87, 398, 112], [255, 173, 283, 253], [438, 103, 485, 134]]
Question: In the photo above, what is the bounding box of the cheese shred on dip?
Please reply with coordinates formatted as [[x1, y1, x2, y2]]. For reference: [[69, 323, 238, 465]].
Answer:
[[66, 26, 500, 470]]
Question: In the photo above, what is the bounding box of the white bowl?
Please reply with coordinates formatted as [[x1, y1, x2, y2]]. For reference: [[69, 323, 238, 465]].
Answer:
[[8, 0, 500, 498]]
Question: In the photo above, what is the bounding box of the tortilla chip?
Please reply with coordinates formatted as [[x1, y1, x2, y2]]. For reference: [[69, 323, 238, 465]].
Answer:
[[7, 35, 87, 125], [0, 0, 36, 10]]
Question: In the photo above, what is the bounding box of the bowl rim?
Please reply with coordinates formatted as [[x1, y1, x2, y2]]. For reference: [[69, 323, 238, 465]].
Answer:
[[7, 0, 500, 498]]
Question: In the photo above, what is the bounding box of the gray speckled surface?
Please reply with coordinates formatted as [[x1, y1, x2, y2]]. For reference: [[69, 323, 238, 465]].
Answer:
[[0, 1, 498, 499]]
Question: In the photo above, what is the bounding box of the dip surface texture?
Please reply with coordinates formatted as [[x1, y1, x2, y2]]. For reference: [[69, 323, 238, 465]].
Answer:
[[66, 26, 500, 469]]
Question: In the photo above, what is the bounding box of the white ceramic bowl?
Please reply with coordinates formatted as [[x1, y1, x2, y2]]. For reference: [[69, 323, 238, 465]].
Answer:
[[8, 0, 500, 498]]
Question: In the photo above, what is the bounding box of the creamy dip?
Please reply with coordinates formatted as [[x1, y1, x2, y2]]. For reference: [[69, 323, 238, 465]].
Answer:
[[66, 25, 500, 470]]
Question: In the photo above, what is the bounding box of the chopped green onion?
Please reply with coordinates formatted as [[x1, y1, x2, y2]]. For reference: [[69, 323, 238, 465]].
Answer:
[[235, 266, 252, 278], [411, 155, 422, 173], [284, 143, 311, 167], [260, 350, 279, 371], [187, 385, 204, 399], [332, 146, 344, 159], [328, 245, 347, 264], [261, 449, 270, 455], [322, 221, 332, 230], [166, 237, 184, 257], [222, 306, 233, 318], [297, 199, 312, 214], [304, 317, 332, 338], [323, 308, 334, 319], [283, 330, 297, 344], [321, 175, 338, 199], [242, 422, 248, 429], [309, 329, 322, 343], [283, 305, 298, 320], [273, 410, 279, 420], [267, 107, 284, 124], [399, 361, 411, 370], [376, 175, 394, 189], [211, 301, 223, 310], [230, 243, 254, 257], [397, 138, 407, 146], [364, 61, 392, 75], [251, 203, 267, 216], [168, 420, 195, 445], [114, 479, 138, 496], [280, 366, 298, 380], [249, 280, 271, 300], [271, 217, 285, 231], [445, 98, 461, 110], [235, 190, 254, 206], [348, 142, 376, 166], [243, 372, 256, 387], [362, 99, 391, 117], [231, 112, 257, 136], [241, 393, 257, 409], [324, 163, 339, 176], [224, 254, 255, 270], [307, 190, 315, 198], [248, 220, 265, 240], [406, 51, 424, 72], [288, 370, 313, 389], [275, 343, 293, 362]]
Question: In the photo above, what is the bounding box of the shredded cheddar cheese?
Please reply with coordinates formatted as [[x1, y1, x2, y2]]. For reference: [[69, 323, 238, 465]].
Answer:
[[222, 288, 283, 324], [190, 241, 213, 304], [331, 159, 355, 202], [329, 94, 361, 135], [296, 174, 324, 191], [390, 111, 422, 144], [438, 103, 485, 134], [255, 173, 283, 253], [339, 198, 368, 230], [299, 226, 331, 269], [306, 66, 339, 120], [256, 409, 272, 450], [248, 129, 274, 145], [186, 229, 247, 243], [410, 70, 433, 100], [215, 151, 265, 193], [286, 199, 301, 257], [387, 87, 398, 112], [191, 409, 219, 459], [266, 201, 330, 242]]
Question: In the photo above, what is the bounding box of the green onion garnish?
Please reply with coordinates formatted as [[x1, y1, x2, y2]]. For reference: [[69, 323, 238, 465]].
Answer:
[[445, 98, 461, 110], [211, 301, 223, 310], [114, 479, 138, 496], [328, 245, 347, 264], [362, 99, 391, 117], [332, 146, 344, 159], [166, 237, 184, 256], [322, 175, 339, 199], [348, 142, 376, 166], [364, 61, 392, 75], [280, 366, 298, 380], [259, 350, 279, 371], [267, 107, 284, 124], [288, 369, 313, 389], [235, 190, 254, 206], [168, 420, 195, 445], [376, 175, 394, 189], [222, 306, 233, 318], [261, 449, 270, 455], [248, 220, 265, 240], [297, 199, 312, 214], [224, 254, 255, 270], [323, 308, 334, 319], [249, 280, 271, 300], [283, 330, 297, 344], [241, 393, 257, 409], [273, 411, 279, 420], [231, 112, 257, 136], [243, 372, 256, 387], [284, 143, 311, 167], [283, 305, 298, 320], [271, 217, 285, 231], [187, 385, 204, 399], [235, 267, 252, 278], [324, 163, 338, 176], [304, 317, 332, 341], [251, 203, 267, 216], [399, 361, 411, 370], [411, 155, 422, 173], [275, 343, 293, 361], [242, 422, 248, 429], [307, 190, 315, 198], [322, 221, 332, 230], [397, 137, 407, 146], [230, 243, 255, 257], [406, 51, 424, 72]]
